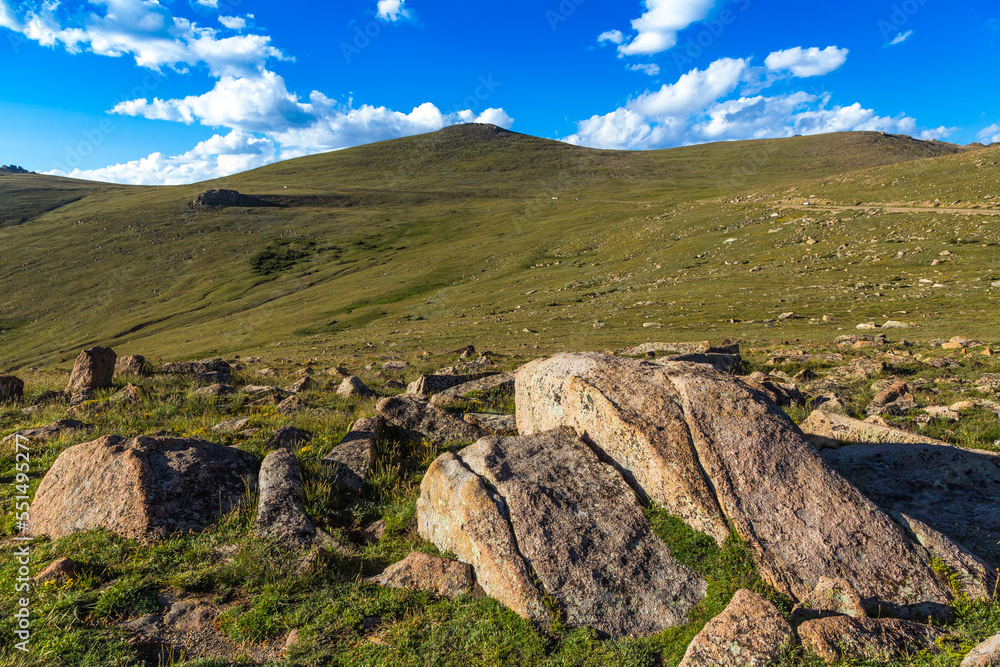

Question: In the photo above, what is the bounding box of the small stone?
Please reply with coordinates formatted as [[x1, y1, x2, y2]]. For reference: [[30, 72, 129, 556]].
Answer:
[[778, 312, 796, 320], [114, 355, 147, 377], [0, 376, 24, 402], [34, 557, 81, 585], [267, 426, 311, 449], [361, 519, 386, 544], [962, 632, 1000, 667], [194, 383, 236, 397], [856, 322, 879, 330], [256, 368, 278, 378], [277, 395, 305, 415], [284, 376, 318, 393], [111, 383, 147, 404], [368, 552, 475, 599], [212, 418, 251, 433], [337, 376, 375, 398], [806, 577, 867, 619], [382, 360, 409, 372]]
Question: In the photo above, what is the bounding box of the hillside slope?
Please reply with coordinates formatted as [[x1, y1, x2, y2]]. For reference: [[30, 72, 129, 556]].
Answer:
[[0, 127, 994, 370]]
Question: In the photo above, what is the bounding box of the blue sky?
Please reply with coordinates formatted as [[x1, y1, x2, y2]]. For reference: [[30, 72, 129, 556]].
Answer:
[[1, 0, 997, 184]]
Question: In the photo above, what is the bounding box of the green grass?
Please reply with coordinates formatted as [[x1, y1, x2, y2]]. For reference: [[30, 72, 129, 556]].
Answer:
[[1, 127, 997, 371]]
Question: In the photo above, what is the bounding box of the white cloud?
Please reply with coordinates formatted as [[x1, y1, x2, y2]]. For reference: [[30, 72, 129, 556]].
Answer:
[[765, 46, 849, 77], [6, 0, 285, 77], [629, 63, 661, 76], [632, 57, 746, 116], [0, 0, 22, 31], [977, 123, 1000, 144], [598, 30, 624, 44], [564, 56, 947, 151], [888, 30, 913, 46], [617, 0, 717, 56], [376, 0, 411, 22], [47, 130, 278, 185], [219, 16, 246, 31]]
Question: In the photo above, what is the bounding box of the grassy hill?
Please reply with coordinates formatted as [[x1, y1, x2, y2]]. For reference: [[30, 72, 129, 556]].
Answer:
[[0, 125, 996, 371]]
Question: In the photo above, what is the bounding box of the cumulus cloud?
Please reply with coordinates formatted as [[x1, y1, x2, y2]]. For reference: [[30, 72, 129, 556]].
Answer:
[[629, 63, 661, 76], [219, 16, 246, 31], [376, 0, 411, 22], [598, 30, 624, 44], [977, 123, 1000, 144], [6, 0, 285, 77], [888, 30, 913, 46], [615, 0, 716, 56], [564, 56, 947, 150], [765, 46, 849, 77], [47, 130, 277, 185]]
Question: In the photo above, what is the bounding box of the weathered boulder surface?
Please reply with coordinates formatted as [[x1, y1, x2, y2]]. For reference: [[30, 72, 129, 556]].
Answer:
[[798, 615, 944, 664], [678, 589, 793, 667], [115, 355, 147, 377], [516, 353, 953, 613], [417, 450, 548, 624], [805, 577, 867, 619], [429, 371, 516, 407], [962, 632, 1000, 667], [0, 375, 25, 402], [377, 395, 485, 443], [865, 380, 917, 415], [28, 435, 257, 540], [799, 410, 946, 449], [1, 419, 89, 446], [406, 373, 495, 397], [463, 412, 517, 435], [66, 346, 117, 393], [620, 341, 712, 356], [162, 358, 231, 381], [322, 417, 382, 492], [253, 449, 315, 549], [821, 441, 1000, 571], [368, 552, 475, 599], [422, 429, 707, 638]]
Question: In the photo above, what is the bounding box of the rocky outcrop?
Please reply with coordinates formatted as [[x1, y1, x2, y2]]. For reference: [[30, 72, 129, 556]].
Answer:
[[515, 353, 954, 614], [28, 435, 257, 541], [284, 376, 318, 394], [115, 355, 147, 377], [0, 375, 25, 402], [678, 589, 793, 667], [368, 552, 475, 599], [322, 417, 382, 492], [253, 449, 315, 549], [865, 380, 917, 415], [798, 616, 944, 664], [377, 396, 485, 444], [420, 429, 706, 638], [66, 346, 117, 393], [192, 189, 270, 208]]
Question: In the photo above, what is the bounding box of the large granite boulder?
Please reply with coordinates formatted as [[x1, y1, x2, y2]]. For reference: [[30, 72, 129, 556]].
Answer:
[[419, 429, 707, 638], [515, 353, 954, 614], [115, 355, 147, 377], [28, 435, 257, 541], [65, 346, 117, 393]]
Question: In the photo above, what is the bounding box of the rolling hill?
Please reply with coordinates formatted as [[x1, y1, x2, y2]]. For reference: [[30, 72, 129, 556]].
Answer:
[[1, 125, 996, 371]]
